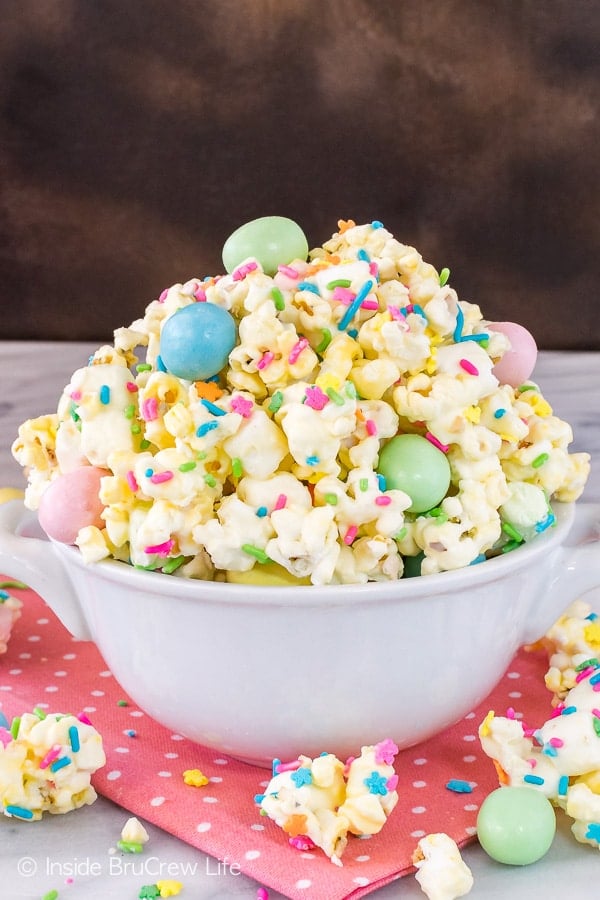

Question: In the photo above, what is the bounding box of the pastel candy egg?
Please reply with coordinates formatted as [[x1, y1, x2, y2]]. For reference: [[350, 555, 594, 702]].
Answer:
[[489, 322, 537, 388], [160, 303, 237, 381], [225, 562, 311, 586], [476, 786, 556, 865], [222, 216, 309, 277], [377, 434, 451, 514], [38, 466, 108, 544]]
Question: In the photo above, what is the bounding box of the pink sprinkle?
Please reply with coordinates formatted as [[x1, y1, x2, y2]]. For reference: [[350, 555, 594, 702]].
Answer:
[[548, 737, 564, 748], [144, 539, 175, 556], [387, 305, 406, 321], [386, 774, 399, 791], [77, 712, 93, 725], [126, 470, 139, 493], [70, 390, 82, 401], [549, 704, 565, 718], [361, 300, 379, 310], [141, 397, 159, 421], [375, 495, 392, 506], [288, 337, 309, 365], [40, 745, 61, 769], [343, 525, 358, 545], [275, 759, 302, 773], [126, 381, 138, 393], [158, 288, 169, 302], [576, 667, 596, 682], [506, 707, 516, 719], [527, 758, 537, 768], [365, 418, 377, 436], [288, 836, 315, 851], [304, 385, 329, 410], [592, 708, 600, 718], [274, 494, 287, 510], [278, 264, 299, 279], [193, 286, 207, 302], [425, 431, 450, 453], [257, 351, 275, 370], [232, 261, 258, 281], [374, 739, 398, 764], [593, 682, 600, 692], [332, 286, 356, 305], [230, 395, 254, 417], [150, 471, 174, 484], [369, 261, 379, 277], [459, 358, 479, 376], [257, 888, 270, 900]]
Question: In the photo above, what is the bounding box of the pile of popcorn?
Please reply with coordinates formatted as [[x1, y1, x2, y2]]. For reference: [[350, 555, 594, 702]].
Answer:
[[12, 220, 590, 584]]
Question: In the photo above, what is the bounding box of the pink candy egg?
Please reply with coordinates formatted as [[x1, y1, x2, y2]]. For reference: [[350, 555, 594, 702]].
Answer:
[[489, 321, 538, 388], [38, 466, 108, 544]]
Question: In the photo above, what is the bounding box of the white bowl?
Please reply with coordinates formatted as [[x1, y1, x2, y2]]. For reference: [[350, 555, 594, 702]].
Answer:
[[1, 500, 599, 767]]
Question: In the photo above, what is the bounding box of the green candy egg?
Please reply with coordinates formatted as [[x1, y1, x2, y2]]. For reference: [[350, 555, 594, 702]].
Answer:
[[476, 786, 556, 865], [222, 216, 309, 276], [377, 434, 451, 514]]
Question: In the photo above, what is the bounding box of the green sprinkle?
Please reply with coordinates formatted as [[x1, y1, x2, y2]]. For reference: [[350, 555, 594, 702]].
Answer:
[[326, 387, 344, 406], [428, 507, 443, 517], [269, 391, 283, 413], [140, 439, 151, 450], [517, 384, 537, 392], [204, 474, 217, 487], [33, 706, 47, 720], [131, 423, 141, 435], [479, 338, 489, 349], [42, 891, 59, 900], [270, 286, 286, 311], [117, 699, 129, 707], [439, 267, 450, 286], [10, 716, 20, 739], [0, 580, 28, 590], [136, 363, 152, 372], [575, 658, 600, 672], [124, 404, 136, 419], [532, 452, 549, 469], [242, 544, 270, 564], [316, 328, 332, 353], [69, 402, 80, 423], [594, 716, 600, 737], [324, 493, 338, 505], [345, 381, 357, 398], [502, 522, 524, 542], [178, 461, 197, 472], [395, 527, 408, 541], [117, 839, 144, 853], [326, 278, 352, 289], [359, 478, 369, 492], [433, 511, 448, 524], [162, 555, 186, 574], [501, 539, 521, 554], [231, 457, 243, 478]]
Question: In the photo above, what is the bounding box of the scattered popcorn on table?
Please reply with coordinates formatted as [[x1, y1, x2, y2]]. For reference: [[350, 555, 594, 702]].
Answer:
[[0, 711, 105, 820], [412, 833, 474, 900], [12, 218, 590, 584], [256, 739, 399, 865], [117, 815, 150, 853]]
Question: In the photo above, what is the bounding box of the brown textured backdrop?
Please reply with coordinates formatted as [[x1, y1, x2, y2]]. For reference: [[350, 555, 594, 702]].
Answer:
[[1, 0, 599, 347]]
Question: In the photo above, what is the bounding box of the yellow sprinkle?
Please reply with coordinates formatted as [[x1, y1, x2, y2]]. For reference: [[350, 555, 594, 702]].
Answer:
[[183, 768, 209, 787], [425, 350, 437, 375], [425, 328, 444, 346], [315, 373, 341, 393], [479, 710, 495, 738], [499, 433, 518, 443], [521, 393, 553, 417], [583, 621, 600, 651], [464, 405, 481, 424], [156, 881, 183, 897]]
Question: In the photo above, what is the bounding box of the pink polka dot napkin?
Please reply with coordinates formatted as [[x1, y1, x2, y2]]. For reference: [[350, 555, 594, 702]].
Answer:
[[0, 579, 555, 900]]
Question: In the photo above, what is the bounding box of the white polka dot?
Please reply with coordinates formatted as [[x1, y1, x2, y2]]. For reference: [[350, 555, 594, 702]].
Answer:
[[411, 830, 426, 838], [83, 706, 96, 713], [300, 852, 315, 859], [106, 770, 121, 781], [353, 877, 370, 887], [250, 823, 265, 831], [464, 711, 476, 719], [0, 686, 12, 691], [53, 671, 67, 677], [164, 752, 178, 759], [63, 653, 76, 660], [295, 880, 312, 890], [8, 669, 22, 675], [507, 671, 521, 679], [209, 776, 223, 783], [411, 806, 427, 814], [413, 757, 428, 765], [508, 691, 522, 698], [196, 822, 211, 832], [202, 796, 218, 804], [213, 757, 228, 765], [465, 825, 477, 836], [358, 833, 372, 841], [45, 686, 58, 693], [463, 755, 477, 763], [90, 690, 105, 697], [170, 732, 183, 740], [355, 854, 370, 862], [463, 734, 476, 742], [412, 780, 427, 788], [259, 780, 270, 788], [36, 618, 49, 625], [157, 771, 172, 778], [99, 670, 112, 677], [130, 710, 144, 718], [150, 797, 165, 807], [35, 703, 49, 709], [464, 803, 479, 812], [244, 850, 260, 860], [114, 747, 130, 754], [27, 635, 41, 642], [18, 653, 31, 659]]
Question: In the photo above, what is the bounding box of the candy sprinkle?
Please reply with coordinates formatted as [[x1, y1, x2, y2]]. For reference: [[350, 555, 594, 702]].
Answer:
[[242, 544, 270, 564], [459, 358, 479, 376], [425, 431, 450, 453], [446, 779, 473, 793], [439, 267, 450, 286], [338, 279, 374, 331], [5, 805, 34, 819]]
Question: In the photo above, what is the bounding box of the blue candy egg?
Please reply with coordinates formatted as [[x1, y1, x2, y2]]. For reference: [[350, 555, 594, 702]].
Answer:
[[159, 303, 237, 381]]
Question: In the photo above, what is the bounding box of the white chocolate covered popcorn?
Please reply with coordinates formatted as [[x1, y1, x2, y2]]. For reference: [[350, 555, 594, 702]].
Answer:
[[412, 833, 474, 900], [12, 219, 590, 584], [258, 739, 399, 864], [0, 711, 105, 820]]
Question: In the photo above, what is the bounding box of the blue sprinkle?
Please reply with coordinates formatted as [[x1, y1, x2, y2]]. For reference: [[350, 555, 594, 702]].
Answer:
[[125, 729, 137, 738], [590, 671, 600, 685], [145, 468, 154, 477], [446, 779, 473, 794], [306, 455, 319, 466], [296, 281, 320, 295], [68, 725, 80, 753], [5, 805, 34, 819], [535, 513, 555, 533], [357, 248, 370, 262], [453, 305, 465, 342], [0, 590, 9, 601], [156, 355, 167, 372], [371, 221, 384, 229], [557, 775, 569, 796], [585, 823, 600, 842], [290, 767, 313, 787], [99, 384, 110, 405], [256, 506, 268, 518], [523, 774, 545, 785], [469, 554, 487, 566], [50, 756, 71, 773], [400, 304, 427, 322], [586, 613, 599, 621], [377, 474, 387, 492], [196, 421, 219, 438], [494, 408, 506, 419], [459, 332, 489, 343], [542, 744, 558, 758], [271, 758, 281, 777], [561, 705, 577, 715], [347, 328, 359, 338], [338, 279, 374, 331], [0, 710, 9, 729], [254, 793, 265, 804], [201, 399, 226, 416]]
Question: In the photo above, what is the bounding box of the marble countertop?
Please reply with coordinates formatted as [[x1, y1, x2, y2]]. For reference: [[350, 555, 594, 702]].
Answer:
[[0, 342, 598, 900]]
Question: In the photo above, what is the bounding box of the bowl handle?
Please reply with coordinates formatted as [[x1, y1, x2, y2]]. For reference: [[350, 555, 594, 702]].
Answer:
[[0, 499, 92, 640], [523, 501, 600, 643]]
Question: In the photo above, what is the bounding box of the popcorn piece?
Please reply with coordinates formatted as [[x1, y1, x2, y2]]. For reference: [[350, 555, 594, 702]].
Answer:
[[412, 833, 474, 900], [258, 740, 399, 865], [0, 589, 22, 655], [0, 712, 105, 819]]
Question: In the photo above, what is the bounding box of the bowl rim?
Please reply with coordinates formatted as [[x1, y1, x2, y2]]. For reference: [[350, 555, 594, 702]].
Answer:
[[45, 502, 576, 607]]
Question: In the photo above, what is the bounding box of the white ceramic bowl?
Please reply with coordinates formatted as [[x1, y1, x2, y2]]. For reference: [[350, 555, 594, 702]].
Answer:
[[1, 500, 599, 767]]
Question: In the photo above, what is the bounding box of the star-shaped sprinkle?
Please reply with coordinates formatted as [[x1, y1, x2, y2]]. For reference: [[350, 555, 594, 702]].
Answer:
[[363, 771, 389, 795], [183, 768, 209, 787], [304, 386, 329, 410], [283, 813, 308, 837], [290, 767, 313, 788], [585, 823, 600, 843], [374, 738, 398, 765], [230, 395, 254, 417], [156, 881, 183, 898]]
